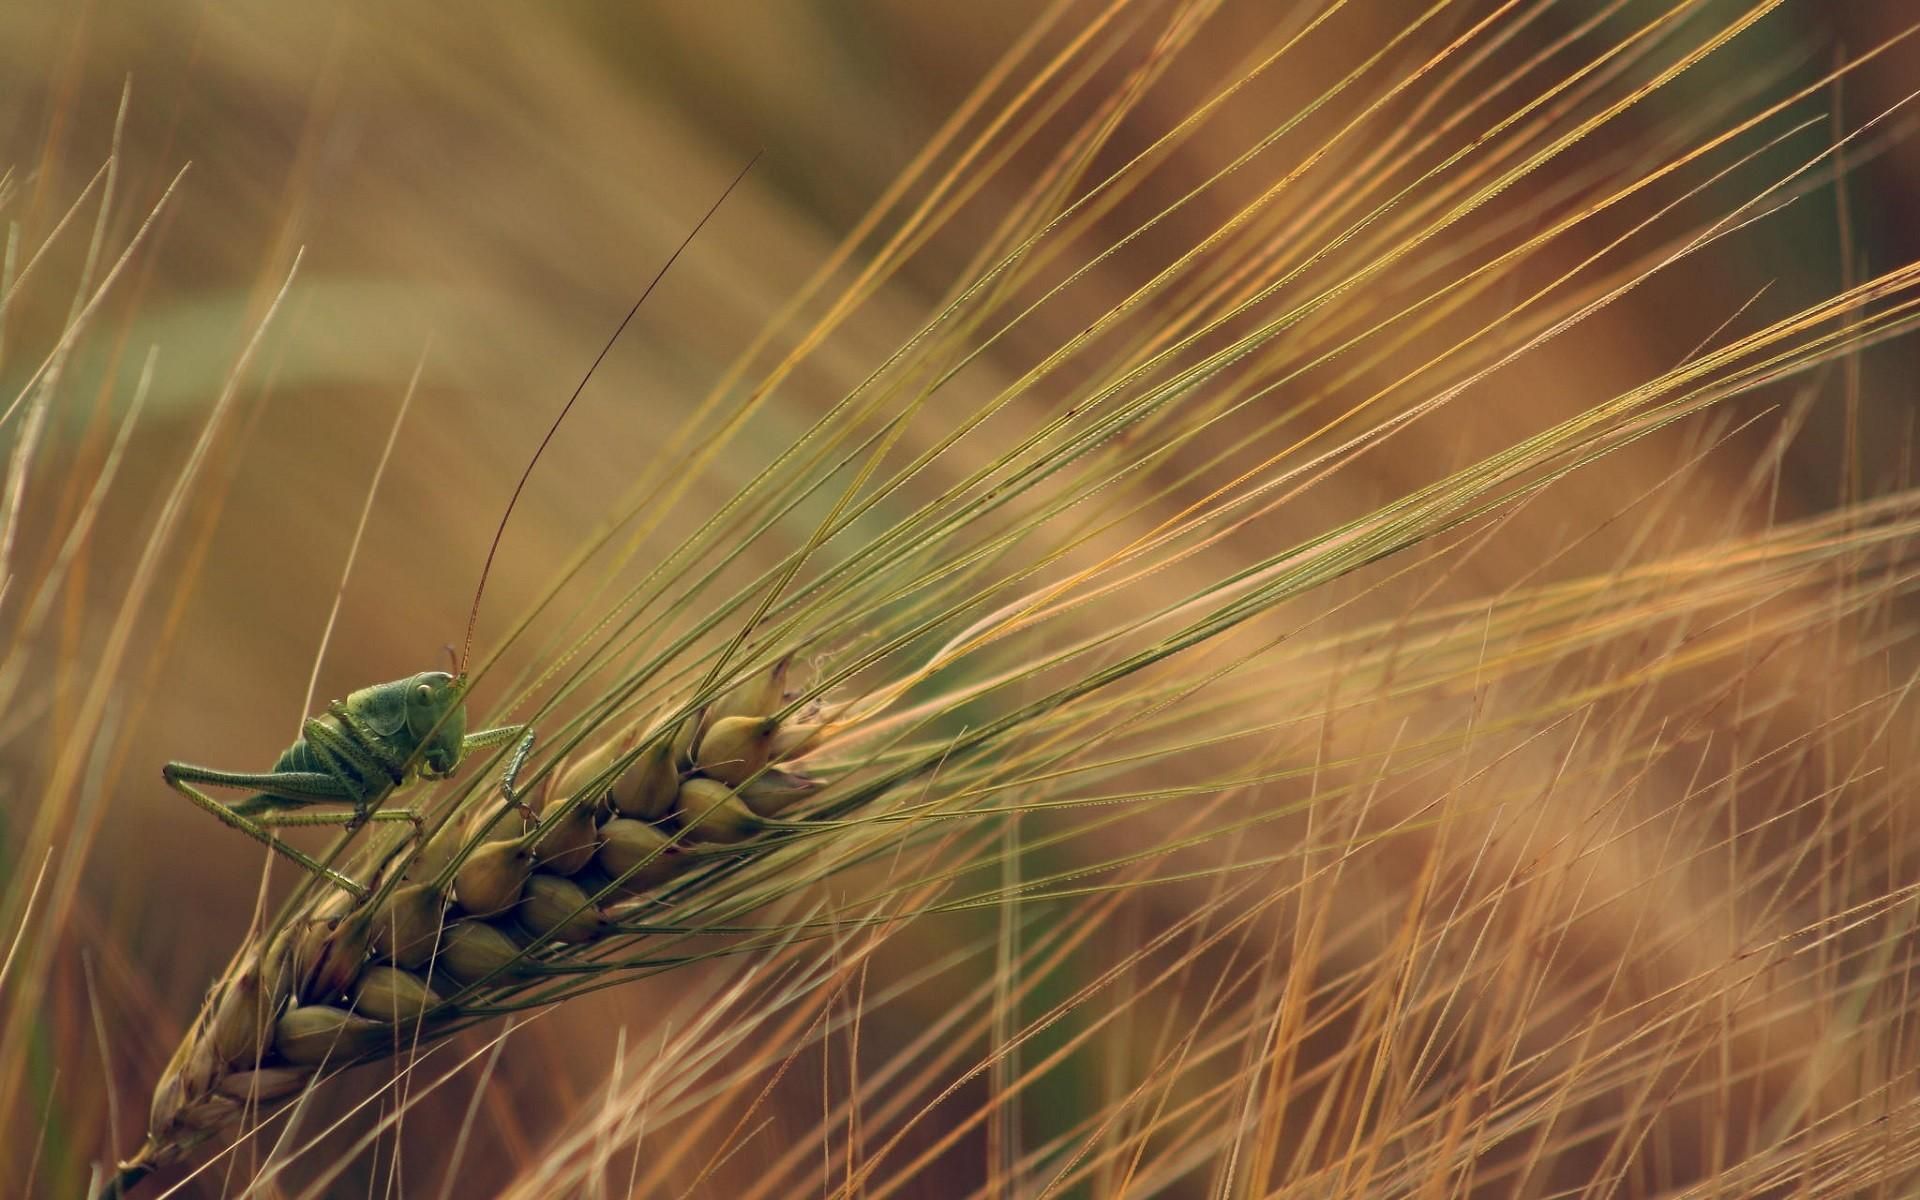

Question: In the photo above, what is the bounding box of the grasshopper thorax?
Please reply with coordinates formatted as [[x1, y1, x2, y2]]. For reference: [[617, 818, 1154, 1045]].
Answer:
[[342, 671, 468, 778]]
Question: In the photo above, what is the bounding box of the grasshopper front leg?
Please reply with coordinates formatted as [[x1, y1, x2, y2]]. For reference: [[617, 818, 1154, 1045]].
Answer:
[[162, 762, 373, 899], [462, 724, 538, 819]]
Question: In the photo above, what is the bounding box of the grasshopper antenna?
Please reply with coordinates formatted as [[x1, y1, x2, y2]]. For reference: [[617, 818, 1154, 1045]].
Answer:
[[458, 151, 763, 678]]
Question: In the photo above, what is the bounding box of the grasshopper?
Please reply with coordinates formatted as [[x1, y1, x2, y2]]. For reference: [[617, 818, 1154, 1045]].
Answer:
[[162, 672, 532, 900], [158, 162, 758, 899]]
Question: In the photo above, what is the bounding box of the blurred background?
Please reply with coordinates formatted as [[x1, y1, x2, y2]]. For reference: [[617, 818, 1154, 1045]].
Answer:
[[1, 2, 1918, 1196]]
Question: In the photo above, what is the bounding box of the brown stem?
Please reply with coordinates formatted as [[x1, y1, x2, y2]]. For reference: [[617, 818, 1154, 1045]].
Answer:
[[95, 1141, 158, 1200]]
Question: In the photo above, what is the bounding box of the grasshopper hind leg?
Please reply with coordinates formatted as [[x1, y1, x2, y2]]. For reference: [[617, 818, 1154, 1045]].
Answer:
[[161, 761, 370, 899]]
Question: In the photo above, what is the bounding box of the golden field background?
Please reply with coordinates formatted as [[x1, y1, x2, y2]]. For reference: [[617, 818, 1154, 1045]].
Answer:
[[2, 2, 1919, 1196]]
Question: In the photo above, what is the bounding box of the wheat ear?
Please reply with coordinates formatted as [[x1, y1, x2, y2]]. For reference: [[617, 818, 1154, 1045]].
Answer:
[[103, 655, 839, 1196]]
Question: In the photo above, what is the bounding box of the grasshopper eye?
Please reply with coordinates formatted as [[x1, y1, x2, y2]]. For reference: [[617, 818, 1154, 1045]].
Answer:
[[415, 683, 435, 706]]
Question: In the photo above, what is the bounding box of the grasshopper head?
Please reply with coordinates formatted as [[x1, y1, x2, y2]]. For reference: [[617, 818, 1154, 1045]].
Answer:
[[405, 671, 467, 776]]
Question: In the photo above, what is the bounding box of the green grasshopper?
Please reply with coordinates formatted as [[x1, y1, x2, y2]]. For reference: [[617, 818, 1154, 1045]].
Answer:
[[161, 672, 531, 900], [161, 161, 752, 899]]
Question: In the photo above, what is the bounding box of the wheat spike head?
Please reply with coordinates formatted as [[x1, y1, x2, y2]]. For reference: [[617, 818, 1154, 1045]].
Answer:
[[110, 657, 838, 1192]]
